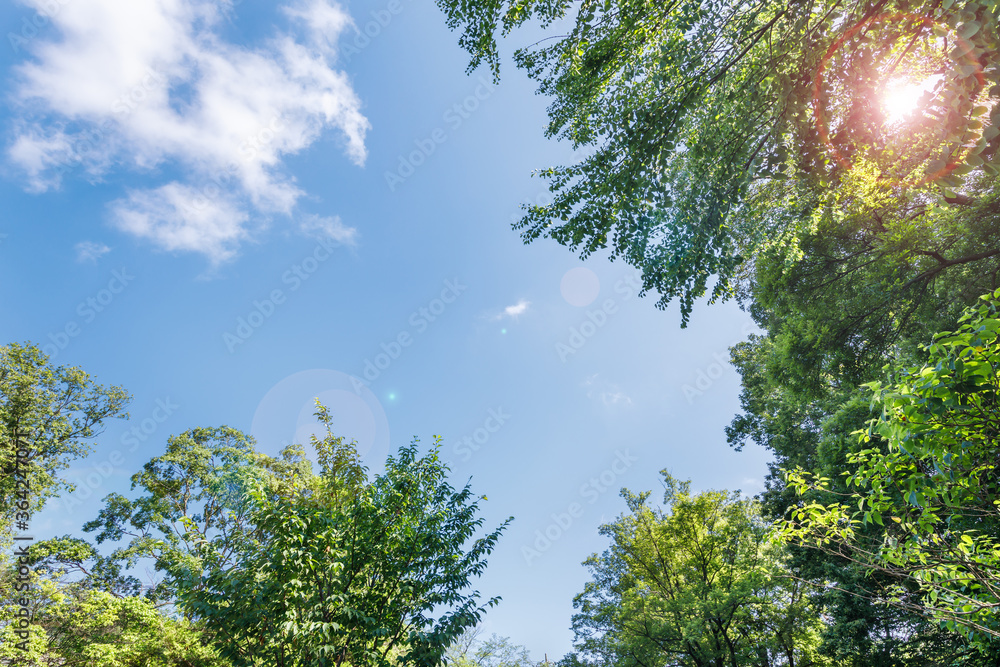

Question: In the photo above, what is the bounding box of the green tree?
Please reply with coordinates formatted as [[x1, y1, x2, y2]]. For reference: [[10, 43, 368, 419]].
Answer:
[[0, 547, 227, 666], [181, 437, 510, 666], [564, 473, 830, 667], [730, 167, 1000, 400], [783, 288, 1000, 644], [437, 0, 1000, 322], [723, 157, 1000, 666], [80, 425, 292, 606], [0, 342, 129, 532], [82, 407, 510, 666]]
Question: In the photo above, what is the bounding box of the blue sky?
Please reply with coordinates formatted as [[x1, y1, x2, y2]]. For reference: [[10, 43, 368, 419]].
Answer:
[[0, 0, 772, 657]]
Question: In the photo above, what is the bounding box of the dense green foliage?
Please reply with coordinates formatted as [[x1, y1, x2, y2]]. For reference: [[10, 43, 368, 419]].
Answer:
[[66, 407, 509, 666], [563, 474, 829, 667], [784, 289, 1000, 642], [0, 547, 226, 666], [178, 434, 510, 665], [80, 425, 299, 606], [723, 177, 1000, 663]]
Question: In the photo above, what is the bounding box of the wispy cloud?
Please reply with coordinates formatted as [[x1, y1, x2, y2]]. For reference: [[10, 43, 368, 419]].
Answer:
[[8, 0, 368, 263], [584, 374, 633, 408], [75, 240, 111, 263], [111, 184, 250, 262], [299, 213, 357, 246]]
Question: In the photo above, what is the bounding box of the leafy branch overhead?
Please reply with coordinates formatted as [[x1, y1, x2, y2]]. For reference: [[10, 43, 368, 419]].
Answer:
[[438, 0, 1000, 324]]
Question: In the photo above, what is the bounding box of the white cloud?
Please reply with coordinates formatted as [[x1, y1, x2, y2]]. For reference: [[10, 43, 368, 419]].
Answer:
[[584, 374, 633, 408], [8, 127, 76, 192], [505, 300, 530, 318], [75, 241, 111, 262], [283, 0, 354, 54], [492, 299, 530, 321], [299, 213, 357, 246], [8, 0, 369, 263], [111, 183, 250, 262]]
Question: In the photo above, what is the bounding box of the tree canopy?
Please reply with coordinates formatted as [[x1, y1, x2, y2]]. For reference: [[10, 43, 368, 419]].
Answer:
[[783, 288, 1000, 643], [437, 0, 1000, 323], [0, 342, 129, 532], [564, 473, 829, 667], [0, 544, 225, 666], [74, 407, 510, 666]]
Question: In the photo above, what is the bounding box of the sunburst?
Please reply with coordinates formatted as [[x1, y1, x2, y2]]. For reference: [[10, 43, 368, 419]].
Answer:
[[882, 75, 940, 125]]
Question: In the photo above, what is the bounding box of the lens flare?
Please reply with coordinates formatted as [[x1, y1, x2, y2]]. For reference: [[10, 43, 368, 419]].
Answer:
[[882, 76, 940, 124]]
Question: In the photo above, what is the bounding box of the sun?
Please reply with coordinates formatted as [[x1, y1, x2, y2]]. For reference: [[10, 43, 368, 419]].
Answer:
[[882, 76, 940, 125]]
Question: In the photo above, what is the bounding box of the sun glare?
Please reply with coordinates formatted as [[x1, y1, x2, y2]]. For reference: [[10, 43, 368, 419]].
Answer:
[[882, 76, 940, 125]]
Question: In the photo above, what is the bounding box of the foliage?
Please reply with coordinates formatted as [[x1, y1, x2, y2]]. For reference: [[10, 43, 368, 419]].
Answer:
[[80, 406, 510, 666], [564, 472, 829, 667], [20, 534, 146, 598], [723, 154, 1000, 661], [0, 548, 226, 666], [80, 425, 290, 606], [731, 167, 1000, 394], [437, 0, 1000, 323], [0, 342, 129, 528], [782, 288, 1000, 642]]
